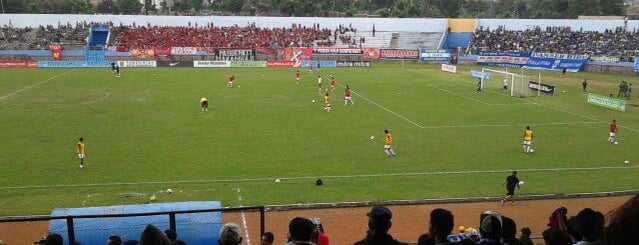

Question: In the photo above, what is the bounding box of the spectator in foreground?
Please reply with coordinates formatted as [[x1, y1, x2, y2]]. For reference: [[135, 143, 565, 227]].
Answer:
[[310, 218, 329, 245], [502, 216, 524, 245], [477, 211, 507, 245], [45, 233, 63, 245], [353, 205, 409, 245], [107, 235, 122, 245], [164, 230, 177, 242], [219, 223, 242, 245], [261, 232, 274, 245], [542, 207, 568, 241], [568, 208, 607, 245], [139, 225, 172, 245], [122, 240, 138, 245], [518, 228, 533, 245], [542, 230, 572, 245], [286, 217, 315, 245], [418, 208, 475, 245], [604, 194, 639, 245]]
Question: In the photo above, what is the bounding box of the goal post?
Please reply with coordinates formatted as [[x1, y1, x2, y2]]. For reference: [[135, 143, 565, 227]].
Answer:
[[480, 67, 542, 97]]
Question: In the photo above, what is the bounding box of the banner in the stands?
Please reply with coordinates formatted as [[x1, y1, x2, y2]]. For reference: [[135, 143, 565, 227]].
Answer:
[[380, 49, 419, 60], [476, 51, 530, 67], [215, 49, 255, 61]]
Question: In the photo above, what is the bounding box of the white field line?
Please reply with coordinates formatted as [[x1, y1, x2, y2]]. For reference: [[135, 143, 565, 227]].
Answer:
[[420, 121, 603, 129], [427, 84, 489, 105], [1, 165, 636, 190], [334, 83, 425, 128], [81, 194, 100, 206], [0, 89, 110, 112], [0, 69, 77, 101], [423, 70, 639, 133], [234, 188, 251, 245]]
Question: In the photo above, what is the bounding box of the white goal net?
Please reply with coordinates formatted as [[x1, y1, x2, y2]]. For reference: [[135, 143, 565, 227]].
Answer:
[[480, 68, 542, 97]]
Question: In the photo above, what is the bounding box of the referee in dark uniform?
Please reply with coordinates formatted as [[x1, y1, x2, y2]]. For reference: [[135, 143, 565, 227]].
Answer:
[[501, 171, 520, 205]]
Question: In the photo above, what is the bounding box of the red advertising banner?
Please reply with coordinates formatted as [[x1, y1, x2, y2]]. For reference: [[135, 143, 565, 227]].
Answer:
[[267, 60, 296, 68], [131, 49, 155, 59], [380, 49, 420, 60], [312, 48, 363, 55], [283, 48, 312, 63], [361, 48, 380, 59], [0, 60, 38, 68], [153, 47, 171, 58], [256, 47, 277, 55], [48, 44, 63, 61]]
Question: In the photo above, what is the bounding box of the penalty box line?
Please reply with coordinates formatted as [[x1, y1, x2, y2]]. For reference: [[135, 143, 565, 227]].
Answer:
[[0, 69, 77, 101], [334, 83, 425, 128], [2, 165, 636, 190], [424, 71, 639, 133]]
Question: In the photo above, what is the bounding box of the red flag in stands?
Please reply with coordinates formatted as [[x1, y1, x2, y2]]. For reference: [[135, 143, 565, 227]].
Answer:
[[49, 44, 63, 60]]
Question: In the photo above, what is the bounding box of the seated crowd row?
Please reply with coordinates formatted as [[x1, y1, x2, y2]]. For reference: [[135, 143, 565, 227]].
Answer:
[[25, 194, 639, 245], [469, 26, 639, 61]]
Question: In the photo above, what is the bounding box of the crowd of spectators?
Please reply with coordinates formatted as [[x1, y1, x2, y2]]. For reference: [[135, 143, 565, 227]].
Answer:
[[469, 25, 639, 61], [0, 22, 109, 50], [110, 22, 333, 50], [6, 20, 639, 61], [20, 193, 639, 245]]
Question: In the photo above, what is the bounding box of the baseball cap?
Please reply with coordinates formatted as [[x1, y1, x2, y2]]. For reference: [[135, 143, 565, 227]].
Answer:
[[367, 205, 392, 225], [219, 223, 242, 244]]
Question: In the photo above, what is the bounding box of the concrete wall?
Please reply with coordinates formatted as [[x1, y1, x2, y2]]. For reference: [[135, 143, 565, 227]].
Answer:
[[0, 14, 447, 33], [477, 19, 638, 32]]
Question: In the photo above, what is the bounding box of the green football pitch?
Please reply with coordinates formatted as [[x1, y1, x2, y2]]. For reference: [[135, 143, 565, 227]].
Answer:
[[0, 63, 637, 216]]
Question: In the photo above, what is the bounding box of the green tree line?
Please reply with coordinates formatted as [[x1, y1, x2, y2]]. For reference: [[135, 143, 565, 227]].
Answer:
[[3, 0, 626, 19]]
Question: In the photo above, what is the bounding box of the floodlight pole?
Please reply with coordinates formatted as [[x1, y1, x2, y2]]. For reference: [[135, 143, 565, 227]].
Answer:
[[1, 0, 5, 14]]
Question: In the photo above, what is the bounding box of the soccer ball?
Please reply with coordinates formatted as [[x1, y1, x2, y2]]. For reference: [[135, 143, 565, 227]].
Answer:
[[275, 179, 281, 183], [519, 181, 525, 186], [166, 188, 173, 194], [238, 85, 241, 88], [312, 100, 315, 103], [530, 149, 534, 153], [369, 135, 375, 140], [614, 141, 619, 145], [624, 160, 630, 164]]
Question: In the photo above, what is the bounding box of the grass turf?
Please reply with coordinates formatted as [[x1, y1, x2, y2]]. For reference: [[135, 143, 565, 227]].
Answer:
[[0, 63, 637, 216]]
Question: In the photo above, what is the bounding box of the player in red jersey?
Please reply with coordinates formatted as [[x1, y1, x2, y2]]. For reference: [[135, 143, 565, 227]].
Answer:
[[330, 75, 336, 91], [608, 119, 617, 144], [227, 75, 236, 87], [296, 69, 300, 85], [344, 85, 354, 105], [308, 64, 314, 74]]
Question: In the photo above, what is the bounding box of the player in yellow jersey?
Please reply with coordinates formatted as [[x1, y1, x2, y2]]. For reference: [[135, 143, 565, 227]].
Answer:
[[200, 97, 208, 112], [323, 93, 331, 112], [384, 129, 396, 157], [522, 126, 533, 153], [77, 137, 85, 169]]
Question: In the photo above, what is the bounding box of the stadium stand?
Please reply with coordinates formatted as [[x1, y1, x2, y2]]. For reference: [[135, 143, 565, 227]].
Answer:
[[468, 25, 639, 61], [110, 23, 333, 50]]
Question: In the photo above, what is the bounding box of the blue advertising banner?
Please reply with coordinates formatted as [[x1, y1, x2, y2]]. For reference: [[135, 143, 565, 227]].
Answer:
[[38, 60, 112, 68], [524, 53, 588, 72], [633, 58, 639, 72], [524, 57, 587, 72], [476, 51, 530, 67], [470, 69, 490, 80], [419, 49, 451, 62], [300, 60, 337, 68]]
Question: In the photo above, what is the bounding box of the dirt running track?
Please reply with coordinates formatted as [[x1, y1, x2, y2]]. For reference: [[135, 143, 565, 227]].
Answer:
[[0, 196, 631, 245]]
